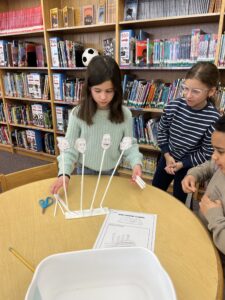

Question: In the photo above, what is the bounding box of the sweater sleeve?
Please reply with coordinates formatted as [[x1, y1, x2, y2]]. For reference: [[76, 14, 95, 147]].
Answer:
[[181, 124, 215, 168], [57, 108, 81, 176], [187, 160, 215, 182], [122, 107, 143, 168], [205, 207, 225, 255], [157, 103, 175, 154]]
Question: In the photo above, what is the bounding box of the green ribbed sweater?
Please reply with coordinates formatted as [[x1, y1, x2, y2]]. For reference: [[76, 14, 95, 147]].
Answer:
[[57, 105, 143, 175]]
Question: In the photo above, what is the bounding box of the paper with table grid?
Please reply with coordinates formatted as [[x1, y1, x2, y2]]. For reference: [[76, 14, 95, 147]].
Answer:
[[94, 209, 157, 251]]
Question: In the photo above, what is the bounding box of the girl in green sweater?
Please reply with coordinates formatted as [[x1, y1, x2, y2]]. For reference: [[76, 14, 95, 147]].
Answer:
[[51, 56, 143, 194]]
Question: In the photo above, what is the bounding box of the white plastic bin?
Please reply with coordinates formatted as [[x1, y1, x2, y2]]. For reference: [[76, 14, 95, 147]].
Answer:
[[25, 247, 176, 300]]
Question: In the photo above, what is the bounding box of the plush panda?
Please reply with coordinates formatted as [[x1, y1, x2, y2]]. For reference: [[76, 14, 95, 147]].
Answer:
[[82, 48, 99, 66]]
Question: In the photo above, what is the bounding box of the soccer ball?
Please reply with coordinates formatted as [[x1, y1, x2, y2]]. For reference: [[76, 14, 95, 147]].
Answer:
[[82, 48, 99, 66]]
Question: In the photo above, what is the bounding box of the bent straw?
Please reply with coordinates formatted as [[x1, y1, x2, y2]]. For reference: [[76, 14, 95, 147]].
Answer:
[[62, 152, 69, 207], [9, 247, 35, 273], [89, 149, 106, 210], [80, 153, 85, 214], [99, 150, 124, 208]]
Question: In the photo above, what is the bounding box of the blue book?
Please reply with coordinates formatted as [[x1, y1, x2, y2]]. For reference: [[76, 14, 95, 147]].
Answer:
[[52, 73, 66, 100], [49, 37, 63, 67]]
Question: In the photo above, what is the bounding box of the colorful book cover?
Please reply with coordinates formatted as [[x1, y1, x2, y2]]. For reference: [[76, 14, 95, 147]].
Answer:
[[135, 40, 147, 66], [83, 5, 95, 25]]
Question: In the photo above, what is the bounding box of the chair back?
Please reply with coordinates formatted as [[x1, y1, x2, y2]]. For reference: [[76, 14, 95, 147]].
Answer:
[[0, 162, 58, 192]]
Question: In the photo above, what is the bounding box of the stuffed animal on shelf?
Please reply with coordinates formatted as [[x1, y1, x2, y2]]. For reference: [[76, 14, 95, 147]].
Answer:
[[82, 48, 99, 66]]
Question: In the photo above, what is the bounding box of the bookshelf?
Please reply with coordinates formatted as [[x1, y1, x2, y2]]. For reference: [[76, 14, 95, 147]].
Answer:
[[0, 0, 224, 174]]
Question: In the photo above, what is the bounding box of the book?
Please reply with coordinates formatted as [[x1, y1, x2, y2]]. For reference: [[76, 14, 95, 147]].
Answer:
[[83, 5, 95, 25], [49, 37, 62, 67], [103, 38, 115, 58], [120, 29, 135, 66], [62, 6, 75, 27], [0, 40, 8, 66], [50, 8, 63, 28], [35, 44, 46, 67], [98, 0, 106, 24], [124, 0, 138, 21], [135, 40, 147, 66], [53, 73, 66, 100]]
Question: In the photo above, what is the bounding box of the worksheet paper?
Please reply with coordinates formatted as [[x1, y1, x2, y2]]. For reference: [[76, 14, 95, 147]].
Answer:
[[94, 209, 157, 251]]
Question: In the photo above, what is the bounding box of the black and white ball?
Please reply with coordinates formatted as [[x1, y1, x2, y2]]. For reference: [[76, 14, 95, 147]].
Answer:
[[82, 48, 99, 66]]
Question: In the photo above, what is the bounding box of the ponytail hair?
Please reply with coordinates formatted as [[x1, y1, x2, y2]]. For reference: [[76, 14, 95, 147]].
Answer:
[[185, 62, 220, 105]]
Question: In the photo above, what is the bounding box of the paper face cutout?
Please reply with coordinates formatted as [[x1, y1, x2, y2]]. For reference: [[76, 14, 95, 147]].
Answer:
[[120, 137, 132, 151], [57, 137, 70, 151], [101, 134, 111, 150], [75, 138, 86, 154]]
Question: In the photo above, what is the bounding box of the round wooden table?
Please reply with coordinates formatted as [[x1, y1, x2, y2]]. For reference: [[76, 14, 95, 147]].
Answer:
[[0, 175, 223, 299]]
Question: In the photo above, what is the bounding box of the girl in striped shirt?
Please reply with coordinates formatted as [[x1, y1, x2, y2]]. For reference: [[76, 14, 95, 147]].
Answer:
[[152, 62, 220, 203]]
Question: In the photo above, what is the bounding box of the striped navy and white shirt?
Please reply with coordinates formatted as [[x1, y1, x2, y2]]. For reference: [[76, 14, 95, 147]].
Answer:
[[157, 98, 220, 168]]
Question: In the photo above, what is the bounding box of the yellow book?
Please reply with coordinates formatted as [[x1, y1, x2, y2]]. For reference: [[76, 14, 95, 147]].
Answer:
[[50, 8, 63, 28], [62, 6, 75, 27]]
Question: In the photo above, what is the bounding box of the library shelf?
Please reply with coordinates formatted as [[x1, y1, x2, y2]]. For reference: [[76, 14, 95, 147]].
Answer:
[[54, 100, 78, 106], [0, 143, 13, 152], [0, 30, 44, 38], [47, 23, 116, 34], [119, 13, 221, 29], [0, 67, 48, 70], [5, 97, 51, 103], [8, 123, 54, 133], [14, 147, 56, 162], [0, 0, 225, 172], [0, 121, 7, 125], [51, 67, 87, 71], [138, 144, 160, 152]]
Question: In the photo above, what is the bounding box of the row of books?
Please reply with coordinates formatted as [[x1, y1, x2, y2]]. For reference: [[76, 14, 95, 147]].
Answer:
[[11, 129, 55, 154], [123, 76, 183, 108], [133, 116, 159, 146], [0, 5, 43, 34], [0, 40, 46, 67], [124, 0, 221, 21], [50, 37, 84, 68], [56, 106, 72, 133], [53, 73, 84, 102], [49, 37, 115, 69], [80, 1, 116, 26], [5, 103, 52, 129], [120, 155, 158, 176], [3, 73, 49, 100], [120, 29, 218, 67]]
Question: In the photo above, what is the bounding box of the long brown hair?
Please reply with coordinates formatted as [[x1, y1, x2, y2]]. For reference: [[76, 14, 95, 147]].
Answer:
[[78, 55, 124, 125], [185, 62, 220, 105]]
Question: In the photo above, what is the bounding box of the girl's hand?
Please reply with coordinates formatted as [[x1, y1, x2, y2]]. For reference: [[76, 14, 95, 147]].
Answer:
[[173, 161, 183, 172], [181, 175, 197, 193], [50, 176, 70, 194], [199, 194, 222, 216], [164, 153, 176, 166], [132, 164, 142, 182], [164, 153, 176, 174]]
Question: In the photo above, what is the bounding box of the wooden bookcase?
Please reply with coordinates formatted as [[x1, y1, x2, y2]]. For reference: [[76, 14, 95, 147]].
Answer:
[[0, 0, 225, 172]]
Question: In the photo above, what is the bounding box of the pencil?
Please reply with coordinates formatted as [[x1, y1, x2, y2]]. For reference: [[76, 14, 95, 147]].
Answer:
[[9, 247, 35, 273]]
